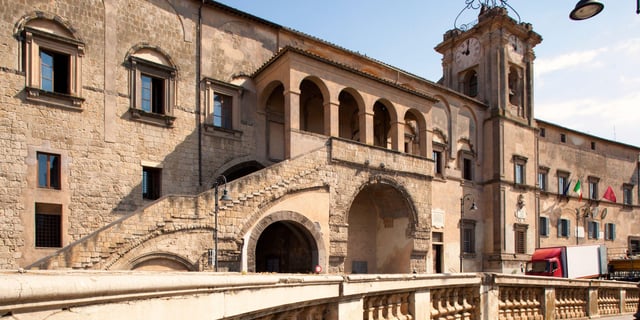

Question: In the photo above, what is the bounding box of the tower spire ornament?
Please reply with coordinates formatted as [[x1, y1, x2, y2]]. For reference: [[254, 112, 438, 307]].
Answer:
[[454, 0, 521, 30]]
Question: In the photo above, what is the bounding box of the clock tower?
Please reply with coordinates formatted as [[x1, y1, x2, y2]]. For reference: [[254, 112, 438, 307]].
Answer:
[[435, 6, 541, 124], [435, 5, 543, 274]]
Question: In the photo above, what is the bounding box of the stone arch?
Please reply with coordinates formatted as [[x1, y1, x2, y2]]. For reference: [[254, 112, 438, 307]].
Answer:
[[246, 211, 326, 273], [345, 176, 419, 274], [432, 96, 453, 160], [403, 108, 428, 156], [260, 81, 285, 161], [208, 157, 267, 186], [125, 44, 177, 70], [14, 12, 80, 40], [373, 99, 395, 148], [338, 87, 365, 142], [299, 77, 328, 135], [458, 106, 478, 150], [129, 252, 196, 271]]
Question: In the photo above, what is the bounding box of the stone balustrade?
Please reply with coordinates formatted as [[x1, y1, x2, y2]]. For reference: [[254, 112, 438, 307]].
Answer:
[[0, 271, 637, 319]]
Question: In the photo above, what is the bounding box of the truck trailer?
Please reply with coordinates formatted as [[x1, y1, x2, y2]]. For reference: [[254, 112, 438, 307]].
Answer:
[[525, 245, 608, 279]]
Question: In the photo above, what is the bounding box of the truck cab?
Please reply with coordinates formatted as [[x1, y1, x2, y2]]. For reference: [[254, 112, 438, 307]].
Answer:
[[526, 247, 564, 277]]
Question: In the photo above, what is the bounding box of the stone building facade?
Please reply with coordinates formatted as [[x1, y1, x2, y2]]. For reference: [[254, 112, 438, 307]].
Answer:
[[0, 0, 638, 275]]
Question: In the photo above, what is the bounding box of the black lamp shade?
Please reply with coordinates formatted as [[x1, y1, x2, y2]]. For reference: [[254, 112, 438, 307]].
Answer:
[[570, 0, 604, 20]]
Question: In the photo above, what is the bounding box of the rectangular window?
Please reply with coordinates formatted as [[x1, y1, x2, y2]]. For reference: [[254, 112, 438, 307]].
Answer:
[[514, 224, 528, 254], [37, 152, 61, 189], [141, 74, 165, 114], [539, 216, 549, 237], [539, 128, 545, 137], [558, 218, 571, 238], [605, 223, 616, 241], [630, 237, 640, 255], [462, 219, 476, 254], [39, 49, 70, 94], [142, 167, 161, 200], [463, 158, 473, 181], [213, 92, 233, 129], [588, 221, 600, 239], [590, 141, 596, 150], [433, 150, 442, 175], [23, 26, 84, 108], [515, 163, 524, 184], [588, 177, 599, 200], [623, 185, 633, 205], [35, 203, 62, 248], [558, 174, 569, 195], [538, 171, 547, 191], [560, 133, 566, 143]]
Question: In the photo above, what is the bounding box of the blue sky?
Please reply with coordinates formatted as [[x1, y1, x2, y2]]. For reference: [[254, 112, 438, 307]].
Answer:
[[216, 1, 640, 148]]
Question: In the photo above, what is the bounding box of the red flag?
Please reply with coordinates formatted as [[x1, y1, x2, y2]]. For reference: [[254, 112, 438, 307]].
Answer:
[[603, 186, 617, 202]]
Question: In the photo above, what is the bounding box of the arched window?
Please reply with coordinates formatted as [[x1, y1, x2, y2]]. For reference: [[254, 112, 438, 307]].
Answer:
[[464, 70, 478, 97], [21, 17, 85, 109], [127, 47, 177, 126]]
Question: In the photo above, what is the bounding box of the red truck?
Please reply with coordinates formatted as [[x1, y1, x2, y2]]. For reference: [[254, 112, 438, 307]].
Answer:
[[525, 245, 608, 279]]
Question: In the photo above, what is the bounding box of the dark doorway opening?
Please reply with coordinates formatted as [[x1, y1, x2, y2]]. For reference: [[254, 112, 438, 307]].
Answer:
[[255, 221, 316, 273]]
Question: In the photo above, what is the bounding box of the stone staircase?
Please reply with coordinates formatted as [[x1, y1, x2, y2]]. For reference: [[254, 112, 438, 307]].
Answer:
[[27, 144, 331, 270]]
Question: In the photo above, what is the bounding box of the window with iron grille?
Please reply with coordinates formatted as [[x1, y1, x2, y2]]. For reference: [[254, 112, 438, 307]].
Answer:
[[35, 203, 62, 248]]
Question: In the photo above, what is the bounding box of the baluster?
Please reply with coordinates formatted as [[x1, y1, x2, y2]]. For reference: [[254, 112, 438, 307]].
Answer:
[[366, 297, 375, 320], [461, 287, 473, 320], [401, 293, 412, 320], [431, 289, 442, 319]]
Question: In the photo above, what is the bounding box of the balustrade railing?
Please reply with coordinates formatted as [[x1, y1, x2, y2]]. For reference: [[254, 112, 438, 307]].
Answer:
[[1, 272, 637, 320]]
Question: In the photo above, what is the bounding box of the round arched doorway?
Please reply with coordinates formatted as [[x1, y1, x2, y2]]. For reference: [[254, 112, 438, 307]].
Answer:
[[346, 182, 415, 274], [255, 221, 317, 273]]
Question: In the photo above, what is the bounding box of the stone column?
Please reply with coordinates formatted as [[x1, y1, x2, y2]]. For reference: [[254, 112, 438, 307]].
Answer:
[[284, 88, 300, 158], [391, 120, 404, 152], [361, 110, 374, 146], [587, 287, 598, 317], [324, 100, 339, 137]]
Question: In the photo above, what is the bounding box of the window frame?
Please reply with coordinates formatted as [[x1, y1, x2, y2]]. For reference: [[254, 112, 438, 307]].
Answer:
[[538, 166, 549, 192], [129, 56, 176, 127], [605, 223, 616, 241], [461, 219, 476, 256], [203, 78, 243, 138], [539, 216, 549, 237], [558, 218, 571, 238], [514, 223, 528, 254], [629, 236, 640, 256], [23, 26, 85, 110], [623, 184, 634, 206], [588, 220, 600, 240], [37, 152, 61, 189], [460, 151, 475, 182], [557, 171, 570, 195], [588, 176, 599, 200], [142, 166, 162, 200], [35, 202, 62, 248], [513, 155, 527, 186], [432, 142, 447, 177]]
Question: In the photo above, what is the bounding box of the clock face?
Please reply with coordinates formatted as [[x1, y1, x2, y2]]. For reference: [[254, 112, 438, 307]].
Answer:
[[455, 37, 480, 68]]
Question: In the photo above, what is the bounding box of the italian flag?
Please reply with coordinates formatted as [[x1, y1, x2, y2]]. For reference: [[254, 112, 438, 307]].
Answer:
[[573, 179, 582, 202]]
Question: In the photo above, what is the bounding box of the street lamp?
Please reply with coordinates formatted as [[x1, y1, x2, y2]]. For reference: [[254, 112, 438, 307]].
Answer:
[[570, 0, 604, 20], [212, 175, 232, 271], [570, 0, 640, 20], [460, 193, 478, 272]]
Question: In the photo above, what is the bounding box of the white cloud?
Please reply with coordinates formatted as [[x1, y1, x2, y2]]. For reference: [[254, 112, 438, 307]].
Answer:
[[536, 92, 640, 146], [535, 47, 608, 77]]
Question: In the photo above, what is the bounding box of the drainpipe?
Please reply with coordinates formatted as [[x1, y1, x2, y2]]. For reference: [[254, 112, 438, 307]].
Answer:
[[196, 1, 203, 187]]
